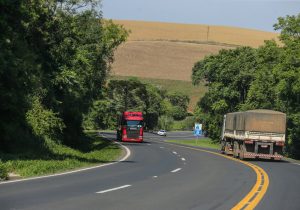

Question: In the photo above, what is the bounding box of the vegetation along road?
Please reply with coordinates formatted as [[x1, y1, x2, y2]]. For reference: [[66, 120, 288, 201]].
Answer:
[[1, 132, 300, 210]]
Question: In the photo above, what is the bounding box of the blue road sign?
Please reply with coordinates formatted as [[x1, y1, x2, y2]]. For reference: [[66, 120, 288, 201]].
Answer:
[[194, 123, 202, 136]]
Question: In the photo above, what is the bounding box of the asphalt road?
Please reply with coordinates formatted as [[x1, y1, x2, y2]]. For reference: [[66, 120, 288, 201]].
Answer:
[[0, 131, 300, 210]]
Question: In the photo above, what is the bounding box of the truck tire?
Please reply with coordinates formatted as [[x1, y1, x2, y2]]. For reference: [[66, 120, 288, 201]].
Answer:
[[239, 144, 245, 160], [220, 141, 225, 154], [233, 141, 239, 158]]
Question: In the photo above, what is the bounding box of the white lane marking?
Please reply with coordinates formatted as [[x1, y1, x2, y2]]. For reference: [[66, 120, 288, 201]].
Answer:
[[147, 143, 151, 146], [172, 151, 177, 155], [96, 185, 131, 194], [0, 141, 131, 185], [160, 147, 164, 149], [153, 176, 158, 178], [171, 168, 182, 173], [292, 163, 300, 166], [181, 158, 186, 161]]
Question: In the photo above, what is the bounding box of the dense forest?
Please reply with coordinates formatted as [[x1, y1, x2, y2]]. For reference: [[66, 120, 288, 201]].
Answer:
[[192, 14, 300, 158]]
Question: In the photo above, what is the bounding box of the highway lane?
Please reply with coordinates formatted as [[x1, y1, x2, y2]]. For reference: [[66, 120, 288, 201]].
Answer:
[[0, 131, 299, 209], [252, 160, 300, 210]]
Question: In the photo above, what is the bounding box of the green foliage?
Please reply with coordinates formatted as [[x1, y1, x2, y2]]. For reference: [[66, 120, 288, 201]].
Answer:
[[0, 0, 128, 153], [26, 97, 65, 142], [192, 13, 300, 157], [105, 78, 191, 130], [113, 76, 208, 112], [172, 116, 195, 131], [167, 92, 190, 120], [158, 115, 174, 130], [192, 46, 257, 141], [83, 100, 117, 130], [0, 161, 8, 180]]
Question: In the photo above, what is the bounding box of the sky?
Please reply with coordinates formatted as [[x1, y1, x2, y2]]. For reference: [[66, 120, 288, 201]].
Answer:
[[101, 0, 300, 32]]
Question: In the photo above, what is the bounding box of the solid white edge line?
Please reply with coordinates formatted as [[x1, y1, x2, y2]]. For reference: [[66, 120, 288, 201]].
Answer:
[[0, 141, 131, 185], [96, 184, 131, 194], [171, 168, 182, 173]]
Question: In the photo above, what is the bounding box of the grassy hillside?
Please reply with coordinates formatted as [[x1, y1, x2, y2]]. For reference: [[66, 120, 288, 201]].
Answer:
[[110, 20, 279, 110], [111, 76, 207, 111]]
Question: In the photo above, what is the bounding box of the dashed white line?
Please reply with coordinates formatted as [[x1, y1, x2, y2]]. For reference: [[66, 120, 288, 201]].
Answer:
[[96, 185, 131, 194], [172, 151, 177, 155], [171, 168, 182, 173], [181, 158, 186, 161], [160, 147, 164, 149], [147, 143, 151, 146], [153, 176, 158, 178]]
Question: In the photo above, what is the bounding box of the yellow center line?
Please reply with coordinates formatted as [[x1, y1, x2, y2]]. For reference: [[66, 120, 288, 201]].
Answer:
[[156, 141, 269, 210]]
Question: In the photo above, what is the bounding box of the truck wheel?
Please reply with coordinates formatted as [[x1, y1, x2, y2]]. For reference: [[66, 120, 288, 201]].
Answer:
[[233, 142, 239, 158], [239, 144, 244, 160], [220, 141, 225, 154]]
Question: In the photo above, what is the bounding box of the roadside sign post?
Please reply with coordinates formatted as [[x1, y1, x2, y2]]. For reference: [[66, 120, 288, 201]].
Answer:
[[194, 123, 202, 145]]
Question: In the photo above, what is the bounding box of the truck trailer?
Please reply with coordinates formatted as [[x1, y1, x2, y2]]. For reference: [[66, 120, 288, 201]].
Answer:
[[220, 109, 286, 160]]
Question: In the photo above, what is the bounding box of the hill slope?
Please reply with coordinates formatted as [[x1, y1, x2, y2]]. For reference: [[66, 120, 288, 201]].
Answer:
[[110, 20, 279, 110], [112, 40, 231, 81]]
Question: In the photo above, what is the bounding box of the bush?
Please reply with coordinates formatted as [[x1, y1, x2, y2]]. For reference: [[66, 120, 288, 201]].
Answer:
[[0, 161, 8, 180], [172, 116, 195, 131], [171, 106, 187, 120], [158, 115, 174, 130], [26, 97, 65, 143]]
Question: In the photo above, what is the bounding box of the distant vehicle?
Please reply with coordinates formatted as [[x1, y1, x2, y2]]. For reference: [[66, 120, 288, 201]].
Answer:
[[116, 111, 144, 143], [220, 109, 286, 160], [157, 130, 167, 136]]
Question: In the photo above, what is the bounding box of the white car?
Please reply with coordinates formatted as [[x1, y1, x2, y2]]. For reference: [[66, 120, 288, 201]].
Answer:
[[157, 130, 167, 136]]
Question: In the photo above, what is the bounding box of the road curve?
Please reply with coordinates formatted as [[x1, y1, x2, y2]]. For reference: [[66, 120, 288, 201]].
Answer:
[[0, 132, 300, 210]]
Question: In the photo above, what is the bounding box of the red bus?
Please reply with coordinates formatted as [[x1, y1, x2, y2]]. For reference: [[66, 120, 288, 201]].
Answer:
[[117, 111, 144, 142]]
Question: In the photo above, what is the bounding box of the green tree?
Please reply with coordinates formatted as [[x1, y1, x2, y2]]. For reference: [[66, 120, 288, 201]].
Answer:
[[0, 0, 128, 151], [167, 92, 190, 120], [192, 47, 258, 141], [158, 115, 174, 130], [273, 14, 300, 158]]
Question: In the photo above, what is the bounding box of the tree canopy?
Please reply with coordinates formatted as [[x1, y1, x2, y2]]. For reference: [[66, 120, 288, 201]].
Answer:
[[0, 0, 128, 151]]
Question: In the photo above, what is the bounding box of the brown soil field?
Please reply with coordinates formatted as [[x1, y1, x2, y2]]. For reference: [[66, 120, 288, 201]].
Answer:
[[113, 20, 279, 47], [111, 40, 231, 81]]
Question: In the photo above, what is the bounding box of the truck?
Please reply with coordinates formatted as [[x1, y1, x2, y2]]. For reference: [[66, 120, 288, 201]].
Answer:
[[116, 111, 144, 143], [220, 109, 286, 160]]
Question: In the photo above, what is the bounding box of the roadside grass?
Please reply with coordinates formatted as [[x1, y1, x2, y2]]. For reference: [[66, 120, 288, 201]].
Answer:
[[0, 132, 121, 178], [167, 138, 219, 150]]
